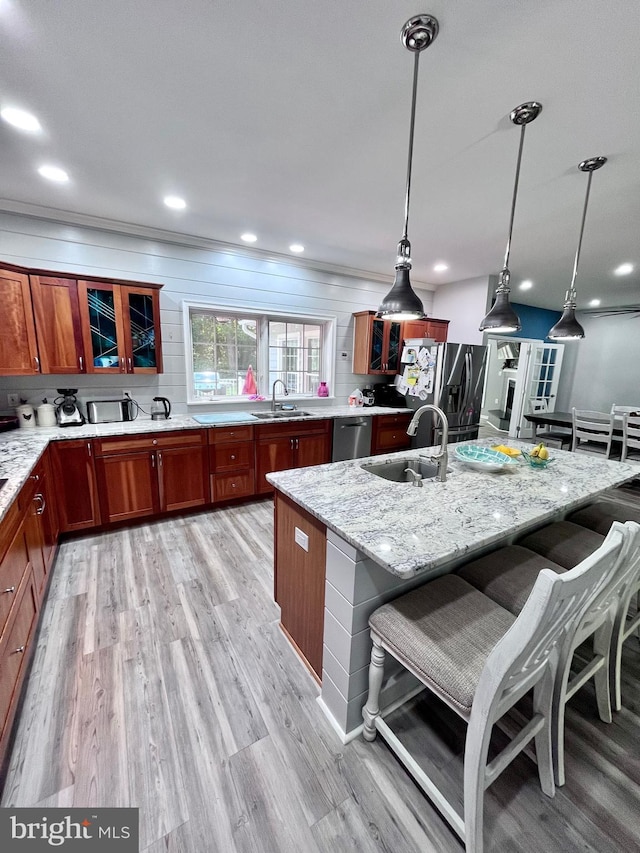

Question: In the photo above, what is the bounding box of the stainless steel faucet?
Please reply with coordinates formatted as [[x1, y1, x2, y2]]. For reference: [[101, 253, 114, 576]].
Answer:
[[271, 379, 289, 411], [406, 404, 449, 482]]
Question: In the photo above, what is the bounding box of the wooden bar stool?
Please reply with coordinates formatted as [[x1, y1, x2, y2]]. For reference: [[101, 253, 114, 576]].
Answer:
[[362, 524, 632, 852]]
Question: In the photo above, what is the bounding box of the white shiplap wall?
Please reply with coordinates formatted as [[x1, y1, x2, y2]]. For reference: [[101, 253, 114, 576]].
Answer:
[[0, 212, 435, 414]]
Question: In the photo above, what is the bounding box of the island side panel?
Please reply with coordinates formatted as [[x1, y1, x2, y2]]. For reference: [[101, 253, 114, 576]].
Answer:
[[274, 492, 326, 680]]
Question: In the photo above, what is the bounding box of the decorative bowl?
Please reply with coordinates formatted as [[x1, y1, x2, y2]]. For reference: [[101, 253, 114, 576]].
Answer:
[[520, 449, 555, 469], [455, 445, 520, 473]]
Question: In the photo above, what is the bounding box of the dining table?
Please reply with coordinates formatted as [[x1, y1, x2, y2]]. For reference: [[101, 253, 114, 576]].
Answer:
[[524, 410, 625, 441]]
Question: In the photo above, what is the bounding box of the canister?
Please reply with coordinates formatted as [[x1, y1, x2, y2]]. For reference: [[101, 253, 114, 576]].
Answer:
[[36, 403, 58, 427], [16, 404, 36, 428]]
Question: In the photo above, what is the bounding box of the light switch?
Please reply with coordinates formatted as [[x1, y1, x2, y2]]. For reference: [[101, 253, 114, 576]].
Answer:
[[294, 526, 309, 551]]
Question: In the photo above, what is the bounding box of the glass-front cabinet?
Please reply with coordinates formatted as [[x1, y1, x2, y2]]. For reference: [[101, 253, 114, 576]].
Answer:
[[352, 311, 402, 375], [78, 280, 163, 374]]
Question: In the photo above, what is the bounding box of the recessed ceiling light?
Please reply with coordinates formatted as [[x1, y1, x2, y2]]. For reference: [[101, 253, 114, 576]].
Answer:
[[1, 106, 42, 133], [37, 164, 69, 183], [614, 262, 633, 276], [433, 262, 448, 272], [241, 233, 257, 243], [289, 244, 304, 253], [589, 299, 601, 307], [519, 280, 533, 290], [163, 195, 186, 210]]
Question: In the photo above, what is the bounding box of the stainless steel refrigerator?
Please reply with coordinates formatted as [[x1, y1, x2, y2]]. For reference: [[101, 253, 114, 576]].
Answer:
[[396, 339, 488, 447]]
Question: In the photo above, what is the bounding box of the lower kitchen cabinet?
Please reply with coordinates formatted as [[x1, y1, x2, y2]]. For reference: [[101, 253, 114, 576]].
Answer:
[[95, 430, 208, 524], [274, 492, 326, 679], [256, 419, 332, 494], [371, 412, 413, 455], [209, 425, 256, 502], [49, 439, 101, 532]]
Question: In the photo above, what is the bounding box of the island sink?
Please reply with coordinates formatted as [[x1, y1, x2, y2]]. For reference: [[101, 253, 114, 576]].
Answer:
[[361, 457, 441, 483]]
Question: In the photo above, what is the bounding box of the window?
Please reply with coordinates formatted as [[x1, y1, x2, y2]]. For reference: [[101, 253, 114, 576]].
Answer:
[[184, 304, 334, 403]]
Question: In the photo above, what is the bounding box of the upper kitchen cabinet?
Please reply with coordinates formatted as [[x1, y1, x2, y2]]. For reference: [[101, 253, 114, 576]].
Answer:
[[77, 280, 163, 374], [352, 311, 402, 375], [30, 275, 86, 373], [0, 266, 40, 375], [402, 317, 449, 343]]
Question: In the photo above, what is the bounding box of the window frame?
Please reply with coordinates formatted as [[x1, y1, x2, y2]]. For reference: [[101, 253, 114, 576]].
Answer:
[[183, 301, 336, 405]]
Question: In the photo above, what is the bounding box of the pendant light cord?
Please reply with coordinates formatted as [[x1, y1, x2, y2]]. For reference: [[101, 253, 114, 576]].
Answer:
[[502, 122, 527, 272], [569, 169, 593, 293], [401, 50, 421, 244]]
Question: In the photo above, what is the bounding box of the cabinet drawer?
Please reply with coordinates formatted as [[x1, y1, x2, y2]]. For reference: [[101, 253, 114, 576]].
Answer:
[[95, 429, 205, 455], [375, 414, 412, 428], [375, 427, 412, 452], [0, 501, 20, 564], [17, 464, 44, 511], [0, 525, 28, 640], [0, 571, 37, 741], [208, 425, 254, 444], [256, 418, 331, 440], [212, 471, 255, 502], [210, 442, 253, 473]]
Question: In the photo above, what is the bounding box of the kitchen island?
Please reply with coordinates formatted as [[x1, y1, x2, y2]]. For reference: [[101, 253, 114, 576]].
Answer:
[[266, 439, 638, 739]]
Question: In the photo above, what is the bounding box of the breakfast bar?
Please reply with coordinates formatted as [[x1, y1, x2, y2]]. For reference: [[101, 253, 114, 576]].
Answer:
[[267, 439, 638, 740]]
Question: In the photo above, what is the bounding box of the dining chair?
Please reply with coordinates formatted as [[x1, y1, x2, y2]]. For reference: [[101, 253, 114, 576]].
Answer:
[[621, 413, 640, 463], [571, 408, 615, 457], [568, 497, 640, 710], [361, 523, 632, 853], [527, 397, 571, 449]]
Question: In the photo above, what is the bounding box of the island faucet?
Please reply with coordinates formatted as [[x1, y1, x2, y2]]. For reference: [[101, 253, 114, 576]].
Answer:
[[406, 404, 449, 482], [271, 379, 289, 411]]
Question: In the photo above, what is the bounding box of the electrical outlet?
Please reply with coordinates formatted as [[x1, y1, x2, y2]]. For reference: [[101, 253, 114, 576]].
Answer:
[[123, 390, 132, 399], [340, 351, 349, 360], [7, 393, 20, 407]]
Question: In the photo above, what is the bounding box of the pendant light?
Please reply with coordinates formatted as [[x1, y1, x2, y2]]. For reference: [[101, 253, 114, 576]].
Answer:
[[479, 101, 543, 334], [548, 156, 606, 341], [376, 14, 439, 322]]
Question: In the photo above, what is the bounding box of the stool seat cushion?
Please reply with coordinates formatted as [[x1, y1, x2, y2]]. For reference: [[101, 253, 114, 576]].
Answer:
[[457, 545, 566, 615], [569, 498, 640, 535], [518, 521, 604, 569], [369, 574, 515, 713]]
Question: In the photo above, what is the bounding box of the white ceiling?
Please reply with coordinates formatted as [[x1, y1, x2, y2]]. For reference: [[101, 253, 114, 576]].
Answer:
[[1, 0, 639, 311]]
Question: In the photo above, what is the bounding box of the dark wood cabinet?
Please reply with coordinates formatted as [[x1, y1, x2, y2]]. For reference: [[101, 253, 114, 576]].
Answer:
[[256, 419, 332, 494], [0, 266, 40, 375], [402, 317, 449, 343], [49, 439, 101, 532], [352, 311, 402, 375], [371, 412, 413, 455], [274, 492, 326, 680], [209, 425, 256, 502], [29, 275, 86, 373], [95, 430, 207, 523]]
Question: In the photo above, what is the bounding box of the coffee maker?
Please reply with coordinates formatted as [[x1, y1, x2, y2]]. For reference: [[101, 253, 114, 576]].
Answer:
[[54, 389, 85, 427]]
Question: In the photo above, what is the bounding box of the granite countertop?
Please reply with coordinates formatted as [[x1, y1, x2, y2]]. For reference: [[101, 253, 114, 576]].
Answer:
[[0, 405, 407, 524], [266, 438, 639, 579]]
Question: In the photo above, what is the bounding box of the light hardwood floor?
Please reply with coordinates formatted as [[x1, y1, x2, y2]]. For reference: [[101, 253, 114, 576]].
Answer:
[[2, 500, 640, 851]]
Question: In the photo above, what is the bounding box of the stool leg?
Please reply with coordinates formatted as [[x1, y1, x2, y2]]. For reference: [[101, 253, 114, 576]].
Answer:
[[363, 638, 385, 742], [593, 622, 613, 724]]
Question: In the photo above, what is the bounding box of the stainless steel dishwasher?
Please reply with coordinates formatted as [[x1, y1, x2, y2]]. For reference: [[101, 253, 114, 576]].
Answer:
[[332, 415, 372, 461]]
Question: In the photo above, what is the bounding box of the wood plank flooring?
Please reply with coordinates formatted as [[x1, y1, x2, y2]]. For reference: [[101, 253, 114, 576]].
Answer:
[[2, 499, 640, 851]]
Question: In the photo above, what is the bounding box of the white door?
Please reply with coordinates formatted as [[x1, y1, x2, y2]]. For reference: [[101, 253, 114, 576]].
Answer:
[[509, 342, 565, 438]]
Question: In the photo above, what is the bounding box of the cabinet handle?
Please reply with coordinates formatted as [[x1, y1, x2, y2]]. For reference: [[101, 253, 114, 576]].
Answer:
[[79, 355, 84, 371], [14, 646, 25, 654], [87, 442, 92, 457], [158, 451, 163, 467], [34, 493, 45, 515], [3, 586, 16, 594], [151, 453, 156, 468], [231, 482, 237, 489], [34, 355, 40, 372], [128, 357, 132, 372], [152, 439, 158, 445], [30, 473, 40, 482], [230, 454, 236, 460], [120, 356, 126, 372]]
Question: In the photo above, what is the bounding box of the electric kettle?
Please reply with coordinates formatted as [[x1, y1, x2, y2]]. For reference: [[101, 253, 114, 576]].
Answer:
[[151, 396, 171, 420]]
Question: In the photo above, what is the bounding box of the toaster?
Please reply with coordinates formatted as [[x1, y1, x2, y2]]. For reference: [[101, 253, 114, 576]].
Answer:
[[86, 399, 135, 424]]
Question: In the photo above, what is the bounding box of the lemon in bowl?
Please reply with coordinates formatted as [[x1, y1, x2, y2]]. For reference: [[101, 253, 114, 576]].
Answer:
[[521, 449, 554, 469]]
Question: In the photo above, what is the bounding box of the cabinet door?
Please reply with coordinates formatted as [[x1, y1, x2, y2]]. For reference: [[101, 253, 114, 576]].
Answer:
[[29, 276, 86, 374], [0, 267, 40, 375], [120, 286, 163, 374], [385, 321, 402, 372], [158, 446, 208, 513], [402, 319, 430, 340], [50, 440, 101, 532], [426, 319, 449, 342], [38, 453, 59, 573], [0, 523, 28, 639], [256, 437, 294, 494], [77, 280, 127, 373], [295, 433, 332, 469], [0, 571, 37, 747], [22, 499, 46, 598], [96, 452, 158, 523], [352, 312, 402, 375]]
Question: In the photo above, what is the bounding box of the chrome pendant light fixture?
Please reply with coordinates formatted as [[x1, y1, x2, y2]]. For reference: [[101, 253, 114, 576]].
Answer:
[[479, 101, 543, 334], [548, 156, 607, 341], [376, 14, 439, 322]]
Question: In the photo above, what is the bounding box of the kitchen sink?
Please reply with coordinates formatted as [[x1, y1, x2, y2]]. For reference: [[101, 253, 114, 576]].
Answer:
[[252, 410, 313, 420], [361, 457, 441, 482]]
